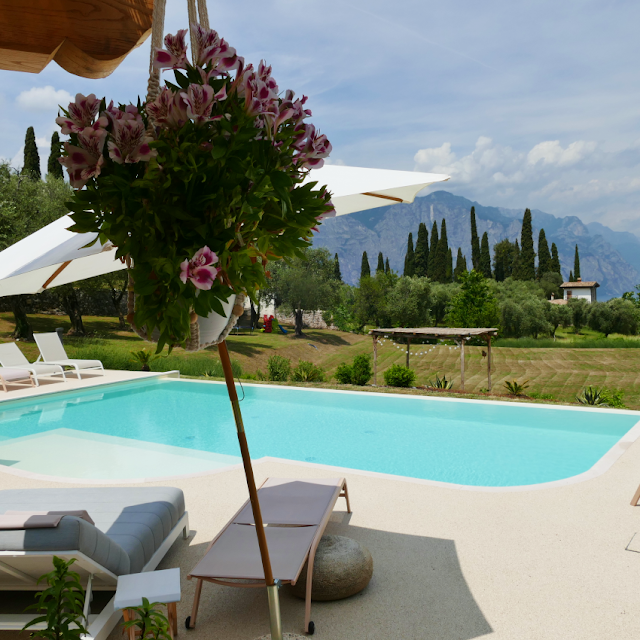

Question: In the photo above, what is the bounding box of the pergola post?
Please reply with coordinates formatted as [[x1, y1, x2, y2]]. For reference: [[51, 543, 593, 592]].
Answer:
[[406, 337, 412, 368], [486, 335, 492, 392], [373, 335, 378, 386], [460, 338, 465, 392]]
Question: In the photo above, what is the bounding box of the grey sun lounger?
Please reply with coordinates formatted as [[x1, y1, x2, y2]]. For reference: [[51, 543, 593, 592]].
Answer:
[[187, 477, 351, 635], [0, 487, 189, 640], [0, 342, 66, 386], [0, 367, 34, 392], [34, 332, 104, 379]]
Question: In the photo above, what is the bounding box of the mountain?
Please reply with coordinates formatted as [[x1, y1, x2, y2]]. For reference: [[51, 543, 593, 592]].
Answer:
[[312, 191, 639, 300]]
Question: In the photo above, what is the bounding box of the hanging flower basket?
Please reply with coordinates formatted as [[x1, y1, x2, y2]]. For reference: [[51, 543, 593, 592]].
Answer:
[[56, 23, 334, 351]]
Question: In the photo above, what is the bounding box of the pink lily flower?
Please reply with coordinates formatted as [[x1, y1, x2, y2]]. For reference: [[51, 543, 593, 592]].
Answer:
[[107, 118, 156, 164], [180, 246, 220, 290], [58, 141, 104, 188], [146, 89, 188, 129], [56, 93, 106, 134], [192, 23, 239, 72], [180, 83, 226, 124], [154, 29, 188, 70]]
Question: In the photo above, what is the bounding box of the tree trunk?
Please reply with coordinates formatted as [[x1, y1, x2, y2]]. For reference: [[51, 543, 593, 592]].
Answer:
[[294, 308, 304, 337], [250, 300, 258, 329], [60, 287, 85, 336], [110, 281, 127, 329], [10, 295, 33, 341]]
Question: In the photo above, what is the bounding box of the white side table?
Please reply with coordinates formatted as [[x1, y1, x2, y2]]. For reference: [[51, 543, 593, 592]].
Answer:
[[114, 568, 181, 639]]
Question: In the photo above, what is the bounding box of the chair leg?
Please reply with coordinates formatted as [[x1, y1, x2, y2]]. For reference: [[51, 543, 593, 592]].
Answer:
[[167, 602, 178, 638], [341, 480, 352, 513], [630, 483, 640, 506], [188, 579, 204, 629]]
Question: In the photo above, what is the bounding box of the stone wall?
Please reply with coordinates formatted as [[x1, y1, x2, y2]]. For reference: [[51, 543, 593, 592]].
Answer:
[[275, 310, 328, 329]]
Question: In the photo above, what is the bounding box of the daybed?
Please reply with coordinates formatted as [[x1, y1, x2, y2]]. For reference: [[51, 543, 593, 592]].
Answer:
[[0, 486, 189, 640]]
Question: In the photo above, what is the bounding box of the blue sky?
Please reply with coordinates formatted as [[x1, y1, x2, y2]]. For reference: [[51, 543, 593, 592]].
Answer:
[[1, 0, 639, 232]]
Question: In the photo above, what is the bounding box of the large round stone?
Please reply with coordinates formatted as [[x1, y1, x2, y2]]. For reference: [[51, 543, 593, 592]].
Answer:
[[290, 535, 373, 601]]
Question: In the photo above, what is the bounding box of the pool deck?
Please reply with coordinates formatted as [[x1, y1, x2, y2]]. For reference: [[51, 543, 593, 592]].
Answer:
[[1, 373, 640, 639]]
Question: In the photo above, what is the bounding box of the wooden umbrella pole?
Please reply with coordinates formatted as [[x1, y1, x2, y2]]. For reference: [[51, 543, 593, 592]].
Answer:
[[218, 341, 282, 639]]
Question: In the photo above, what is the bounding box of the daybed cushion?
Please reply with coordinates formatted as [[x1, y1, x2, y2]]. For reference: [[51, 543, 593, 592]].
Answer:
[[0, 487, 185, 575]]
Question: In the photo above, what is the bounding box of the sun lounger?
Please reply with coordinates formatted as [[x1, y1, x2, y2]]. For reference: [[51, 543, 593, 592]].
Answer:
[[0, 342, 66, 386], [0, 487, 189, 640], [187, 477, 351, 635], [0, 367, 34, 392], [34, 332, 104, 379]]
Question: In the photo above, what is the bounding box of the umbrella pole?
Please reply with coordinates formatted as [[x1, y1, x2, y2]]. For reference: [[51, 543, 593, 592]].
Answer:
[[218, 340, 283, 640]]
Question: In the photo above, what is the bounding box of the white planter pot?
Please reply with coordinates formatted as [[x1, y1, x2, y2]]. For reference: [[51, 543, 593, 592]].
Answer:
[[196, 293, 237, 345]]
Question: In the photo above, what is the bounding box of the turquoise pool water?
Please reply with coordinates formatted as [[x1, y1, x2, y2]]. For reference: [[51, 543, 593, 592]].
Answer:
[[0, 378, 638, 486]]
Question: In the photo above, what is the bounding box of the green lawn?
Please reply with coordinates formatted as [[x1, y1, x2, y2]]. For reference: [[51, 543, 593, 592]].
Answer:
[[2, 313, 639, 409]]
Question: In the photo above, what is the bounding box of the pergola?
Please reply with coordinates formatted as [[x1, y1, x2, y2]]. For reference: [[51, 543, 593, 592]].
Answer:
[[370, 327, 499, 391]]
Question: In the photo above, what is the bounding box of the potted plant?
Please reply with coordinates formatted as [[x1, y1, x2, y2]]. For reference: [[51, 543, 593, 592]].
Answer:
[[22, 556, 88, 640], [56, 24, 334, 352]]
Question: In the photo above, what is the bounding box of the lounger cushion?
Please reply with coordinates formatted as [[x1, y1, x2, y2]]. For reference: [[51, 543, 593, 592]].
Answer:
[[0, 368, 31, 382], [0, 487, 185, 575]]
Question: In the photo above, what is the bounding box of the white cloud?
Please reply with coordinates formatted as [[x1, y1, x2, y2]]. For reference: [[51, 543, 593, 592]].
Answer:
[[413, 136, 640, 224], [15, 86, 72, 112], [414, 142, 456, 168], [527, 140, 597, 167]]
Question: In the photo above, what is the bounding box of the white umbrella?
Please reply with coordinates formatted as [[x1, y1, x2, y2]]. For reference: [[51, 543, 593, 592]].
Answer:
[[308, 165, 449, 216], [0, 215, 126, 297], [0, 166, 449, 295]]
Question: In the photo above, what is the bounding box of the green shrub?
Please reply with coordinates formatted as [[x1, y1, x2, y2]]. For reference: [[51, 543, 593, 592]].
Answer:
[[428, 373, 453, 389], [384, 364, 416, 388], [528, 391, 554, 400], [334, 354, 372, 386], [291, 360, 325, 382], [503, 379, 529, 396], [267, 355, 291, 381], [600, 388, 626, 408], [351, 354, 372, 385], [334, 363, 354, 384]]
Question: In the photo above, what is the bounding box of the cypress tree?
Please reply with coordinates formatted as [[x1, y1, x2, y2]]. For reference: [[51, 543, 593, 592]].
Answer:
[[493, 239, 517, 282], [47, 132, 63, 178], [445, 247, 453, 283], [537, 229, 552, 277], [453, 248, 467, 282], [403, 232, 415, 276], [479, 232, 492, 278], [470, 206, 481, 270], [360, 251, 370, 279], [574, 245, 581, 280], [550, 243, 562, 276], [333, 253, 342, 281], [434, 219, 449, 282], [385, 258, 390, 274], [512, 239, 521, 278], [22, 126, 41, 179], [414, 222, 429, 277], [427, 221, 439, 278], [376, 252, 385, 274], [569, 270, 574, 282], [516, 208, 536, 280]]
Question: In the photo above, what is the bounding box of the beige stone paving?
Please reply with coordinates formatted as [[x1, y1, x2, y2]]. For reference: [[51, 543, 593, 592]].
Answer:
[[2, 439, 640, 640]]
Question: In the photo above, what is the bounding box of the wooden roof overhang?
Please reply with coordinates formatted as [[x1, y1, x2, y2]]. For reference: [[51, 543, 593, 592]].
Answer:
[[369, 327, 498, 339], [0, 0, 154, 78]]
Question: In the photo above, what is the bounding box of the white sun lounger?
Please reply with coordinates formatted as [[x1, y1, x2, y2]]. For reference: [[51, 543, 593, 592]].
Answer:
[[187, 477, 351, 635], [34, 332, 104, 380], [0, 342, 66, 386], [0, 367, 34, 392]]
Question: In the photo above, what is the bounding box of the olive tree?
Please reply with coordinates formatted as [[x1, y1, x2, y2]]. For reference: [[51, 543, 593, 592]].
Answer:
[[261, 247, 338, 336], [385, 276, 432, 327], [588, 298, 639, 337], [568, 298, 590, 333]]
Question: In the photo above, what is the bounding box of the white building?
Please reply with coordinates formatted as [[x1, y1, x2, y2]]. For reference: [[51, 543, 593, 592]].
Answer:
[[559, 277, 599, 303]]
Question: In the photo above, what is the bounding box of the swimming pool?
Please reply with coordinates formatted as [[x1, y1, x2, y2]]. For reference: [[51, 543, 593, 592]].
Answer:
[[0, 378, 638, 486]]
